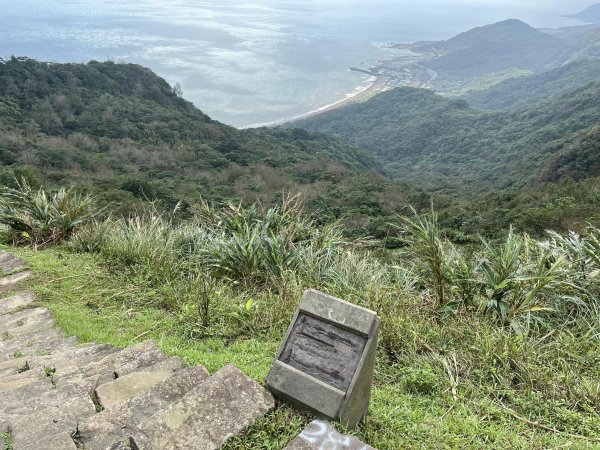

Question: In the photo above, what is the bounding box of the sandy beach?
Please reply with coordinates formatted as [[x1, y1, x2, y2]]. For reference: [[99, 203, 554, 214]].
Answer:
[[244, 75, 390, 128], [285, 76, 390, 124]]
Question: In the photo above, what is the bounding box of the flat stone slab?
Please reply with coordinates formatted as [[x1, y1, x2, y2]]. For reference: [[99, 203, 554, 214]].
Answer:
[[0, 329, 78, 360], [8, 392, 96, 449], [131, 365, 275, 450], [80, 366, 210, 450], [0, 292, 36, 315], [0, 251, 27, 274], [285, 420, 376, 450], [0, 270, 32, 293], [0, 308, 54, 342], [29, 432, 78, 450], [95, 356, 184, 409]]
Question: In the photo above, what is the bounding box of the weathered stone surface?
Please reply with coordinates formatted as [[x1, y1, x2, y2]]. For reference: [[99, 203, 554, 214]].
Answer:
[[267, 289, 380, 428], [95, 356, 184, 409], [77, 340, 168, 386], [22, 432, 78, 450], [0, 380, 91, 423], [8, 392, 95, 449], [0, 356, 30, 377], [79, 366, 210, 450], [0, 250, 275, 450], [130, 365, 275, 450], [280, 313, 367, 391], [0, 328, 78, 360], [285, 420, 376, 450], [0, 251, 27, 274], [0, 342, 116, 392], [0, 307, 54, 341], [0, 345, 118, 416], [107, 437, 137, 449], [0, 270, 32, 293], [0, 292, 36, 315], [0, 306, 51, 330]]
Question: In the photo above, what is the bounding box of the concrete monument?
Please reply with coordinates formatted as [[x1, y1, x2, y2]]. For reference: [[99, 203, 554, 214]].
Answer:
[[266, 289, 380, 428]]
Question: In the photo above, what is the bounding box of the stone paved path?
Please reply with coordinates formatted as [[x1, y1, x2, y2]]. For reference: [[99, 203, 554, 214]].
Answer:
[[0, 251, 275, 450]]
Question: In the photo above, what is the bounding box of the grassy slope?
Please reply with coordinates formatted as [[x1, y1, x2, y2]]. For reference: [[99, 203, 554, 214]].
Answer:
[[10, 244, 600, 449]]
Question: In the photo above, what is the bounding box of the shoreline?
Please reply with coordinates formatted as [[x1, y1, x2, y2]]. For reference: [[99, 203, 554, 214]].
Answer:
[[243, 75, 390, 129]]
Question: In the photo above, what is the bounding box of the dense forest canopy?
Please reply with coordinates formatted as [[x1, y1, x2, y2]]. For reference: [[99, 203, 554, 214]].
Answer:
[[2, 44, 600, 239]]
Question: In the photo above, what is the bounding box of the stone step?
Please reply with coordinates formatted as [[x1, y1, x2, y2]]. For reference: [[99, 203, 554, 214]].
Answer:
[[28, 432, 78, 450], [0, 341, 166, 417], [0, 251, 27, 274], [0, 307, 54, 340], [0, 270, 32, 294], [0, 342, 115, 379], [79, 365, 210, 449], [6, 392, 95, 450], [77, 340, 169, 383], [0, 328, 78, 360], [0, 292, 36, 315], [285, 420, 376, 450], [95, 356, 185, 410], [128, 365, 275, 450], [0, 344, 118, 410]]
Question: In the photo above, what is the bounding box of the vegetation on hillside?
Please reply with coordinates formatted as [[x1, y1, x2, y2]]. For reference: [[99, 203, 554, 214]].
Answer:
[[426, 20, 561, 81], [0, 57, 435, 239], [6, 188, 600, 448], [290, 82, 600, 193], [464, 59, 600, 110]]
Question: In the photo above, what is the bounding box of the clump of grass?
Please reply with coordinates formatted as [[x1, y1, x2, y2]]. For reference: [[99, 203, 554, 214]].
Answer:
[[0, 178, 100, 248]]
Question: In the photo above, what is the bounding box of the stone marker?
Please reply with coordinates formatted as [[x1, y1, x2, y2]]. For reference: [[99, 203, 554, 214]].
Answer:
[[285, 420, 376, 450], [266, 289, 380, 428]]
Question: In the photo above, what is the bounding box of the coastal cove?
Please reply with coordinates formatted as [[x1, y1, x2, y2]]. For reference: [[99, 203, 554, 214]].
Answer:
[[0, 0, 588, 127]]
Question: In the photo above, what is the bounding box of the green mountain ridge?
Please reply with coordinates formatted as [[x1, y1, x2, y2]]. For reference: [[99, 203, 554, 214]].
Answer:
[[289, 82, 600, 192], [1, 54, 600, 238], [425, 19, 562, 81], [0, 57, 431, 236], [464, 58, 600, 109]]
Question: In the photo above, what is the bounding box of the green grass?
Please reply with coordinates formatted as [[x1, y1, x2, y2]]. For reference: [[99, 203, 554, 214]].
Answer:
[[1, 431, 12, 450], [8, 244, 600, 449]]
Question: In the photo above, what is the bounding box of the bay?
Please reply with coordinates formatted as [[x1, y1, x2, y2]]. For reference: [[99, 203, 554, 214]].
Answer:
[[0, 0, 588, 127]]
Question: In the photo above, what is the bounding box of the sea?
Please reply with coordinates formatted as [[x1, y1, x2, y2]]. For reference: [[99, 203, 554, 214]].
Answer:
[[0, 0, 589, 127]]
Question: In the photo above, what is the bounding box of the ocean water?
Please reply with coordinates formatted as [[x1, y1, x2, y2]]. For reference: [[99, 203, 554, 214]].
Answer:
[[0, 0, 589, 127]]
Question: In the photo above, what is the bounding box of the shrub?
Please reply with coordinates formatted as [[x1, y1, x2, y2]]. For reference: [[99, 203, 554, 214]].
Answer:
[[0, 179, 100, 247]]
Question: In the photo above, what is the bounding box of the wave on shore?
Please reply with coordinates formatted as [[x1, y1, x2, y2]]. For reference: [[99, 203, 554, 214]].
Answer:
[[243, 74, 380, 129]]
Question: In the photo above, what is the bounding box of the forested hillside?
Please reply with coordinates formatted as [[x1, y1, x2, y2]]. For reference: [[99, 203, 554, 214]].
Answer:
[[464, 59, 600, 109], [426, 20, 561, 80], [2, 56, 600, 239], [0, 57, 432, 236], [290, 83, 600, 191]]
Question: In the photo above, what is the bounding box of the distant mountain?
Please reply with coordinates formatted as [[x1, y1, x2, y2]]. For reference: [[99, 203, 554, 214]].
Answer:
[[464, 59, 600, 109], [289, 83, 600, 192], [569, 3, 600, 24], [425, 19, 562, 80]]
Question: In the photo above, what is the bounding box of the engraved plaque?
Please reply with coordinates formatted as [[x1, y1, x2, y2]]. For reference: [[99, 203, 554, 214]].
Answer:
[[279, 313, 367, 391], [267, 289, 380, 428]]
